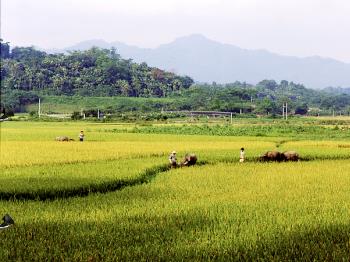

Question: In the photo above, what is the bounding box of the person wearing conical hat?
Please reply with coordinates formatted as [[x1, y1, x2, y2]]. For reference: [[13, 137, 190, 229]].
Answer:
[[169, 151, 177, 168]]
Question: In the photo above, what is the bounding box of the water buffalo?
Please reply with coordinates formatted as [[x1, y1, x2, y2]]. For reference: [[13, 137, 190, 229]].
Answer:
[[180, 153, 197, 167], [282, 151, 299, 161], [55, 136, 74, 142], [259, 150, 284, 162]]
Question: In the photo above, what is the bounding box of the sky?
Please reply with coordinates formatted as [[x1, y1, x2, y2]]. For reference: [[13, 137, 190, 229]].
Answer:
[[1, 0, 350, 63]]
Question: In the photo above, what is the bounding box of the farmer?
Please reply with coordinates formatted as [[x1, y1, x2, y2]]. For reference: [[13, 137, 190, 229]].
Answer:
[[182, 154, 190, 166], [169, 151, 177, 168], [79, 130, 84, 142], [239, 147, 245, 163]]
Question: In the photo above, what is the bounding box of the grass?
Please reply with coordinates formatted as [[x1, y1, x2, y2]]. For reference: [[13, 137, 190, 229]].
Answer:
[[0, 158, 168, 200], [1, 161, 350, 260], [26, 95, 177, 114], [1, 120, 350, 260], [126, 122, 350, 139]]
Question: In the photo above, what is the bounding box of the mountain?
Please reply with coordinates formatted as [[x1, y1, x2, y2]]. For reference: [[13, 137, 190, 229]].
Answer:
[[44, 34, 350, 89], [65, 39, 112, 50]]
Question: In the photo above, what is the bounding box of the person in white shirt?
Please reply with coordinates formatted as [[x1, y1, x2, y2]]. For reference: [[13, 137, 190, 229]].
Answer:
[[169, 151, 177, 167], [239, 148, 245, 163], [79, 130, 84, 142]]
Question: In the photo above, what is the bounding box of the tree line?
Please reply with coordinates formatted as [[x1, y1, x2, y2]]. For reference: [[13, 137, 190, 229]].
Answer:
[[1, 40, 350, 117], [169, 80, 350, 116]]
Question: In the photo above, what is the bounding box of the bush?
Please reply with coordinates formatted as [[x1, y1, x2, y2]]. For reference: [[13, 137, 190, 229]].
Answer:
[[71, 111, 83, 120], [1, 108, 14, 118], [29, 111, 38, 117]]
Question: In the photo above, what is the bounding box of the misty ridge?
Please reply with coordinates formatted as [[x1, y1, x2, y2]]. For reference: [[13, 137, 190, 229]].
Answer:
[[42, 34, 350, 90]]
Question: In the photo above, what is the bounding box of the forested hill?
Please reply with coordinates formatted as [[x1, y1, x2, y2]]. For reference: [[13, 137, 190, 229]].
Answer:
[[1, 41, 350, 116], [0, 41, 194, 97]]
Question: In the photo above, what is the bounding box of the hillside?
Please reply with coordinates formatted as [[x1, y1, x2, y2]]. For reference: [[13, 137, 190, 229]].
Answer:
[[0, 42, 193, 114]]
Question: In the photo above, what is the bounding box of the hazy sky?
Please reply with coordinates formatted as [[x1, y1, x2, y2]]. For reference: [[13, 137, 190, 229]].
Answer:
[[2, 0, 350, 63]]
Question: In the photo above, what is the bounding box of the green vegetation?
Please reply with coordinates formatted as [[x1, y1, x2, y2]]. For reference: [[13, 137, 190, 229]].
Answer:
[[0, 158, 168, 200], [0, 42, 193, 115], [176, 81, 350, 115], [25, 95, 180, 114], [1, 120, 350, 260], [1, 39, 350, 260], [2, 161, 350, 261], [1, 41, 350, 118], [127, 122, 350, 140]]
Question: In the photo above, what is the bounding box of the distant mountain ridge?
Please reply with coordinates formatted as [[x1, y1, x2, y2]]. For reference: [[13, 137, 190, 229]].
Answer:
[[42, 35, 350, 89]]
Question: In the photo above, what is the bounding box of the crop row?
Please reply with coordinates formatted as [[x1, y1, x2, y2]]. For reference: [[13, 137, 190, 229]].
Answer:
[[125, 123, 350, 139]]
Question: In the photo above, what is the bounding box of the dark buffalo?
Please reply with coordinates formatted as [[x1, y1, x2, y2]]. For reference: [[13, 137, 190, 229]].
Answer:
[[282, 151, 299, 161], [55, 136, 74, 142], [259, 151, 284, 162], [180, 153, 197, 167]]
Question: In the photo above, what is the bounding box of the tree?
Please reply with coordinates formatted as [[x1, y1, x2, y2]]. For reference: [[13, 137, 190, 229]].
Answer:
[[257, 80, 277, 91], [0, 39, 10, 59], [295, 103, 308, 115], [118, 80, 133, 96], [255, 98, 276, 115], [11, 47, 45, 65], [279, 80, 289, 89]]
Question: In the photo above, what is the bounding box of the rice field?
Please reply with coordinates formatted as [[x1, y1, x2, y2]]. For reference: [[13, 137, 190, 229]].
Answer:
[[1, 120, 350, 261]]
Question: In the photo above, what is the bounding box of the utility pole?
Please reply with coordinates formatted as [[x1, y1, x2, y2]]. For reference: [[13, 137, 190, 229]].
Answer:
[[282, 102, 288, 120], [230, 112, 233, 124], [38, 98, 41, 118], [81, 108, 86, 119], [97, 108, 100, 119]]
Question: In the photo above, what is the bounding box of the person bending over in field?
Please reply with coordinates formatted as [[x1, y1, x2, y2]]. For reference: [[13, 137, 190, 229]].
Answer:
[[169, 151, 177, 168], [239, 147, 245, 163], [79, 130, 84, 142]]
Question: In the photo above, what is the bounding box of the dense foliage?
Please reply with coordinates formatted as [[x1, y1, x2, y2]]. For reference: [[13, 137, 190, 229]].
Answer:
[[0, 41, 193, 114], [1, 41, 350, 116], [323, 86, 350, 95], [168, 81, 350, 116]]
